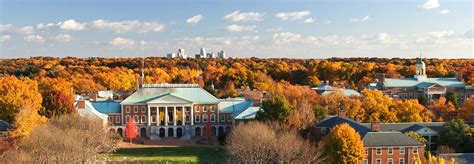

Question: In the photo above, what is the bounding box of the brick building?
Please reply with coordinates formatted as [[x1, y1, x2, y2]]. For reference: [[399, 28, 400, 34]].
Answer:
[[76, 84, 260, 140], [312, 111, 426, 163]]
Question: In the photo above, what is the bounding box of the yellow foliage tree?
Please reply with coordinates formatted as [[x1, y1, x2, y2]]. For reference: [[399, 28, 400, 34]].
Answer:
[[10, 106, 47, 138], [0, 76, 42, 122], [362, 89, 396, 122], [323, 123, 364, 163], [391, 99, 432, 122], [96, 67, 138, 90]]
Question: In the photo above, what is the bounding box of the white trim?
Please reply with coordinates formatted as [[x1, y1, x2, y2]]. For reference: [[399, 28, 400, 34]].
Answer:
[[376, 147, 382, 155]]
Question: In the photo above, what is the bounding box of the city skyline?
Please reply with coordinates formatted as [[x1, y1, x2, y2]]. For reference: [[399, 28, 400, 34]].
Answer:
[[0, 0, 473, 58]]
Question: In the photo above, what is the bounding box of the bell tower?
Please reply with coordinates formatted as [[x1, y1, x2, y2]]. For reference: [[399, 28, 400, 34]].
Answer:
[[414, 52, 427, 81]]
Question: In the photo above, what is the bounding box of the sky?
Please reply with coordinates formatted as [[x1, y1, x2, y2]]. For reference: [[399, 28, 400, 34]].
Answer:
[[0, 0, 473, 59]]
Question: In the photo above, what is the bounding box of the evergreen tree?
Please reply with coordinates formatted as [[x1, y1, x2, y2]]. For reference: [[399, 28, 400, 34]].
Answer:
[[418, 94, 429, 106], [256, 94, 292, 122], [445, 92, 459, 109]]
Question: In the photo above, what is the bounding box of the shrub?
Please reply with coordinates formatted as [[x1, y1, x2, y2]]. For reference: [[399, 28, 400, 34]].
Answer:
[[3, 114, 119, 162]]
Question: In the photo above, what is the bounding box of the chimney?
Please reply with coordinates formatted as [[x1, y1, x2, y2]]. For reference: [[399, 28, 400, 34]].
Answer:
[[77, 100, 86, 109], [377, 73, 386, 88], [371, 121, 381, 131], [456, 73, 463, 82], [90, 92, 98, 101], [337, 110, 347, 118]]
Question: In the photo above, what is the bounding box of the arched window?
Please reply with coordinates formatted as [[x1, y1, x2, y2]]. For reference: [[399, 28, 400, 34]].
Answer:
[[134, 115, 139, 123], [125, 115, 131, 123], [141, 115, 146, 123], [202, 114, 208, 122], [210, 114, 215, 122], [195, 115, 201, 122]]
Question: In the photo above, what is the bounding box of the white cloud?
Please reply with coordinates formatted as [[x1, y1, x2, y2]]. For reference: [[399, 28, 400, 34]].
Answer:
[[303, 17, 316, 23], [0, 24, 13, 32], [429, 31, 454, 38], [465, 29, 473, 38], [226, 24, 256, 32], [440, 9, 451, 15], [223, 11, 265, 22], [418, 0, 440, 9], [16, 26, 34, 34], [54, 34, 72, 42], [275, 11, 311, 21], [350, 16, 371, 22], [273, 32, 304, 44], [0, 35, 11, 42], [186, 15, 204, 24], [59, 19, 86, 31], [323, 20, 332, 24], [110, 37, 135, 47], [90, 20, 164, 33], [24, 35, 45, 43], [36, 23, 55, 30]]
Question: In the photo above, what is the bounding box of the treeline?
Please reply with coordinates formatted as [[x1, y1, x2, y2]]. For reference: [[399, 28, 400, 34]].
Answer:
[[1, 57, 473, 98]]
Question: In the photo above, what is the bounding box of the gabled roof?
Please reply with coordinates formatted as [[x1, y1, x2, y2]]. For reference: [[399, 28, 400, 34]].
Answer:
[[218, 98, 252, 113], [90, 100, 122, 114], [322, 89, 361, 97], [0, 120, 12, 131], [360, 122, 445, 133], [316, 116, 372, 137], [363, 132, 425, 147], [121, 86, 219, 104], [383, 78, 464, 88]]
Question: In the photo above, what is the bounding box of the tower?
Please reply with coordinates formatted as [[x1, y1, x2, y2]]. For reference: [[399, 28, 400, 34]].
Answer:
[[200, 47, 206, 57], [138, 58, 145, 88], [414, 52, 427, 81]]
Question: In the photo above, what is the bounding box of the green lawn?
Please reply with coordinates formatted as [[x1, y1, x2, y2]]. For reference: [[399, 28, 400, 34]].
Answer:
[[109, 147, 227, 163]]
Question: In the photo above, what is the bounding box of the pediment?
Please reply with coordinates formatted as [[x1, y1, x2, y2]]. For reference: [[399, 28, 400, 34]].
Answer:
[[415, 127, 438, 135], [147, 94, 193, 104]]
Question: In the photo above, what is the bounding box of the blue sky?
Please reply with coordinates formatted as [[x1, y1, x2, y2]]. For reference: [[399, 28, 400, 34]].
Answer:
[[0, 0, 472, 58]]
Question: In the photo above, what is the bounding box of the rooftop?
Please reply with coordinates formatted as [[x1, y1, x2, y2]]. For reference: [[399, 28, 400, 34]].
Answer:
[[383, 77, 464, 88], [122, 85, 219, 104], [362, 131, 425, 147]]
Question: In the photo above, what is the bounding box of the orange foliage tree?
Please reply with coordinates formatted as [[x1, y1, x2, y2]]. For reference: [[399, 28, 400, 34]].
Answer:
[[37, 77, 75, 118]]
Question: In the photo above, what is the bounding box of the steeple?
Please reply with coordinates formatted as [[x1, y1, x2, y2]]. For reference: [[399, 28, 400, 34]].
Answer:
[[139, 58, 145, 88], [414, 52, 427, 81]]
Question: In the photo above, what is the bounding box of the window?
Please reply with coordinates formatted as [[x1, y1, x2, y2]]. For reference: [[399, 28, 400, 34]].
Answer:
[[203, 106, 208, 112], [376, 159, 381, 164], [413, 147, 418, 154], [365, 149, 368, 155], [321, 128, 327, 134], [126, 106, 131, 113], [141, 115, 146, 123], [133, 106, 138, 113], [151, 115, 156, 123], [210, 114, 215, 122], [227, 115, 232, 122], [363, 159, 368, 164], [388, 147, 393, 155], [399, 147, 405, 154], [221, 114, 226, 122], [141, 106, 146, 113], [388, 158, 393, 164], [210, 106, 215, 112], [399, 158, 404, 164], [125, 115, 131, 123], [203, 114, 208, 122], [134, 115, 139, 123], [196, 106, 200, 113], [115, 116, 121, 123], [195, 115, 201, 122], [376, 147, 382, 155]]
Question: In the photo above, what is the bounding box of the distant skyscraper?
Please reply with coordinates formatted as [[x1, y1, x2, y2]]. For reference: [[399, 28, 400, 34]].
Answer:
[[177, 49, 187, 58], [200, 47, 206, 57], [218, 51, 226, 58], [167, 53, 177, 58], [206, 52, 215, 58]]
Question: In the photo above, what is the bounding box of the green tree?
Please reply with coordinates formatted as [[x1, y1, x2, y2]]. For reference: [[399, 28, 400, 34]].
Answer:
[[323, 123, 364, 163], [418, 94, 429, 106], [438, 119, 474, 152], [313, 105, 328, 120], [256, 94, 292, 122], [445, 92, 459, 109]]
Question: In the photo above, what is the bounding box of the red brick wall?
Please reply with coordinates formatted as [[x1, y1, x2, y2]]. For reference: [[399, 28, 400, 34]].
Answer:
[[122, 105, 148, 125], [193, 104, 219, 125], [364, 146, 425, 164]]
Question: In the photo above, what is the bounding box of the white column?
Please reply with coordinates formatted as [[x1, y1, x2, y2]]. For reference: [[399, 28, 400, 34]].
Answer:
[[191, 105, 194, 125], [147, 106, 151, 126], [165, 107, 168, 126], [182, 107, 185, 126], [173, 106, 177, 126], [173, 128, 177, 137], [157, 108, 161, 125], [165, 128, 168, 137]]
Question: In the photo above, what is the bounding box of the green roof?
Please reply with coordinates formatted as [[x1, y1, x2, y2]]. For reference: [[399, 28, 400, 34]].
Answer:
[[234, 107, 260, 120], [121, 86, 219, 104], [91, 100, 122, 114], [383, 78, 464, 88], [218, 98, 253, 113]]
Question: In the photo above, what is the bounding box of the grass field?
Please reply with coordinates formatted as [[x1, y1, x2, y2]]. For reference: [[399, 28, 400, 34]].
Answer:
[[109, 147, 227, 163]]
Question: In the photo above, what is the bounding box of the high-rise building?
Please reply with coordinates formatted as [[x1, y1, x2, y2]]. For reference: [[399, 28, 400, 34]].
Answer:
[[177, 49, 187, 58], [200, 47, 206, 57], [217, 51, 226, 58], [167, 53, 177, 58], [206, 52, 215, 58]]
